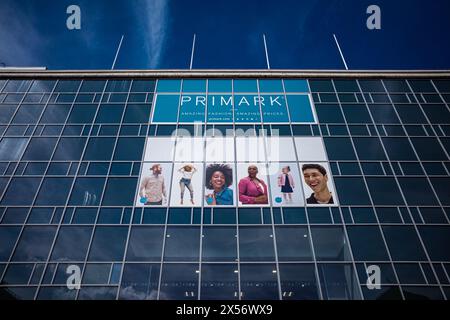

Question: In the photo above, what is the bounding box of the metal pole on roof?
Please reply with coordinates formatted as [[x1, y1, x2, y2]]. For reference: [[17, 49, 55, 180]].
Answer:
[[190, 34, 196, 70], [111, 35, 124, 70], [263, 34, 271, 70], [333, 34, 349, 70]]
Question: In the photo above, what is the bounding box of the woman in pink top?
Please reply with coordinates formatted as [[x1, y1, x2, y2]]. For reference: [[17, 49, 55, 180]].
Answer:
[[238, 165, 268, 204]]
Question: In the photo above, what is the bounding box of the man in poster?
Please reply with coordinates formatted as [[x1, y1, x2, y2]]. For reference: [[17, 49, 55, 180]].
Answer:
[[302, 164, 334, 205]]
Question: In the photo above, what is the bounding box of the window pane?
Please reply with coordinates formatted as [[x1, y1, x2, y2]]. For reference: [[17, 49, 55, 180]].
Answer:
[[311, 227, 352, 261], [275, 227, 313, 261], [12, 226, 57, 261], [51, 226, 93, 261], [0, 226, 21, 261], [201, 227, 237, 262], [22, 137, 58, 160], [34, 177, 73, 206], [126, 226, 164, 261], [160, 263, 198, 300], [382, 226, 427, 261], [68, 177, 105, 206], [347, 226, 389, 261], [88, 226, 128, 261], [239, 227, 275, 261], [317, 264, 361, 300], [240, 263, 279, 299], [279, 264, 319, 300], [200, 264, 238, 300], [102, 178, 137, 206], [164, 226, 200, 261], [119, 263, 160, 300], [1, 177, 41, 206], [418, 226, 450, 261]]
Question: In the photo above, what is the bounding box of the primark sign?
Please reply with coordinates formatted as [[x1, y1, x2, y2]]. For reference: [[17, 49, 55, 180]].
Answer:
[[152, 93, 317, 124]]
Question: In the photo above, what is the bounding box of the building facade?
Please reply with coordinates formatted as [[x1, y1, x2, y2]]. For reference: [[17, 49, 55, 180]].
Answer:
[[0, 70, 449, 300]]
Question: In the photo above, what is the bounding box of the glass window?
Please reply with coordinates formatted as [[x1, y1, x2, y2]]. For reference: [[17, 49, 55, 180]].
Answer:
[[366, 177, 404, 205], [12, 226, 57, 261], [430, 177, 450, 206], [22, 137, 58, 160], [160, 263, 198, 300], [35, 177, 73, 205], [105, 80, 131, 92], [207, 79, 232, 92], [36, 286, 77, 300], [394, 104, 427, 124], [333, 79, 360, 92], [233, 80, 257, 93], [67, 104, 98, 123], [94, 104, 125, 124], [72, 208, 97, 224], [239, 227, 275, 261], [1, 207, 29, 224], [334, 177, 371, 205], [0, 226, 21, 261], [383, 80, 411, 93], [283, 80, 309, 93], [359, 80, 385, 93], [53, 137, 87, 161], [315, 104, 345, 123], [88, 226, 128, 261], [130, 79, 155, 92], [79, 80, 106, 93], [54, 80, 81, 93], [346, 226, 389, 261], [102, 177, 137, 206], [27, 207, 53, 224], [341, 104, 372, 123], [279, 264, 319, 300], [0, 137, 28, 160], [29, 80, 56, 93], [352, 137, 386, 160], [122, 104, 151, 123], [0, 105, 18, 124], [12, 104, 45, 124], [113, 137, 145, 161], [81, 263, 111, 284], [286, 95, 315, 123], [317, 264, 361, 300], [2, 263, 34, 284], [411, 137, 448, 161], [83, 137, 116, 161], [68, 177, 105, 206], [119, 263, 160, 300], [156, 80, 181, 93], [200, 264, 238, 300], [395, 263, 426, 284], [311, 226, 351, 261], [126, 226, 164, 261], [381, 138, 417, 161], [259, 79, 283, 93], [368, 105, 401, 124], [39, 104, 71, 124], [240, 263, 279, 299], [50, 226, 93, 261], [275, 227, 313, 261], [408, 80, 436, 93], [164, 226, 200, 261], [201, 227, 237, 262], [398, 177, 439, 206], [418, 226, 450, 261], [382, 226, 427, 261], [1, 177, 41, 206], [78, 287, 118, 300], [182, 79, 206, 93], [309, 80, 334, 92], [152, 95, 179, 123]]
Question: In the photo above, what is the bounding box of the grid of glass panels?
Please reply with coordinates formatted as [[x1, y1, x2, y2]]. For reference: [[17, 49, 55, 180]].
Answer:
[[0, 77, 449, 300]]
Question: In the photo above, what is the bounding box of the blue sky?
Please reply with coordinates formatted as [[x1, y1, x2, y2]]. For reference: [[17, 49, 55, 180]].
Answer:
[[1, 0, 450, 70]]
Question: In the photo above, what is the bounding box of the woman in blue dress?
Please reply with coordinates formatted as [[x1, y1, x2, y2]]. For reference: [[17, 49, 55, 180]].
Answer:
[[205, 164, 233, 206]]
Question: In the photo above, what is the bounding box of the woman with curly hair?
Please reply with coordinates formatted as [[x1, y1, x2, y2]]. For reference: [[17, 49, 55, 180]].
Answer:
[[205, 164, 234, 206]]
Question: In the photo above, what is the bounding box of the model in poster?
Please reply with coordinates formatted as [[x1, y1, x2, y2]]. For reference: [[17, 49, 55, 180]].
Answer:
[[139, 164, 167, 205], [204, 164, 234, 205], [178, 164, 197, 205], [278, 166, 295, 203], [302, 163, 334, 204], [238, 165, 268, 204]]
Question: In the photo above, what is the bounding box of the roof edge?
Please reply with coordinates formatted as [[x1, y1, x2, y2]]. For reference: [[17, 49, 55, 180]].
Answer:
[[1, 69, 450, 79]]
